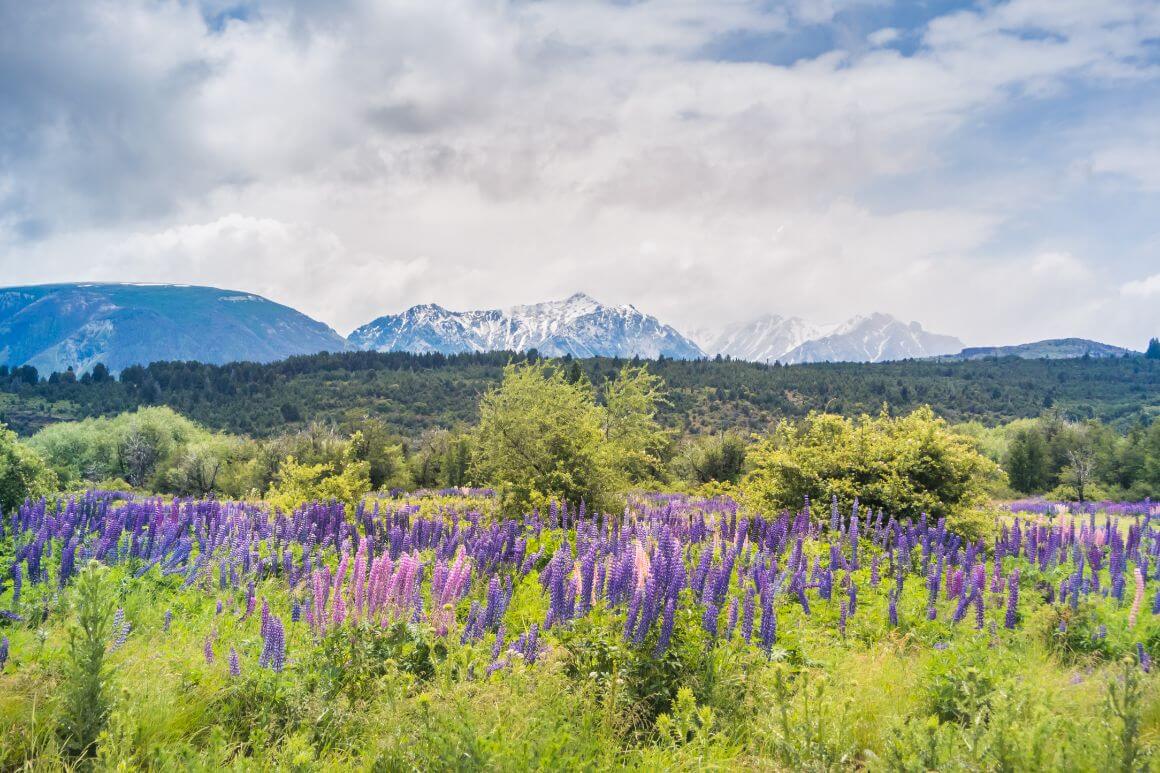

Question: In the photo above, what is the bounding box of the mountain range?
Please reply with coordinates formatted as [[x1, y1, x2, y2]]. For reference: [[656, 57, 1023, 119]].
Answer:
[[0, 283, 1138, 373], [348, 293, 703, 359], [705, 312, 964, 364]]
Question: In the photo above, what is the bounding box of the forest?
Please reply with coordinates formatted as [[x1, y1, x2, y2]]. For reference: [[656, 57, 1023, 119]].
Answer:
[[1, 349, 1156, 439]]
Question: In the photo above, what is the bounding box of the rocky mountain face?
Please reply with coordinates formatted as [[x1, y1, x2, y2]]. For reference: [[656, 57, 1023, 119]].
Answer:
[[0, 284, 346, 373]]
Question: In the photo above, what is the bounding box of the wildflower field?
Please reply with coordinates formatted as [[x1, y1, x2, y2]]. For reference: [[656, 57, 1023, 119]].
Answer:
[[2, 491, 1160, 770]]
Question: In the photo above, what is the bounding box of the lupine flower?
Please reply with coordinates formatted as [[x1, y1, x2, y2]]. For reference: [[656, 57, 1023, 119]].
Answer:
[[759, 595, 777, 654], [0, 635, 8, 670], [1004, 570, 1020, 630], [1129, 568, 1144, 628], [702, 602, 719, 639], [111, 616, 131, 652], [163, 609, 172, 632], [741, 587, 755, 643], [228, 647, 241, 677], [888, 591, 899, 627], [259, 614, 286, 672], [655, 600, 676, 656], [1137, 643, 1151, 673], [492, 625, 506, 661], [203, 637, 215, 664], [838, 601, 848, 637]]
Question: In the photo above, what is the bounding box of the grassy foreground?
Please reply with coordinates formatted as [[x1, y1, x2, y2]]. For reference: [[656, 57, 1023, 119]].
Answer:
[[1, 492, 1159, 771]]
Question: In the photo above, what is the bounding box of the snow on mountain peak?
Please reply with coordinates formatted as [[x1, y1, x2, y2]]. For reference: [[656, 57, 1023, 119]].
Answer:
[[350, 293, 704, 359]]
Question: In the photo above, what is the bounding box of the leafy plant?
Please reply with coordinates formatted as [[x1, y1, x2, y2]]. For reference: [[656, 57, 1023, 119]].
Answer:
[[60, 561, 117, 757]]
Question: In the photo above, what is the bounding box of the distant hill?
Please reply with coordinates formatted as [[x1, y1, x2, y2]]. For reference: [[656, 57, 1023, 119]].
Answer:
[[940, 338, 1136, 361], [0, 283, 346, 374], [350, 293, 705, 360]]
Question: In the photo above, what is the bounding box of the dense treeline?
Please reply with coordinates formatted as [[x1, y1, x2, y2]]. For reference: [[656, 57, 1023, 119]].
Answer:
[[1, 349, 1156, 438], [964, 413, 1160, 501]]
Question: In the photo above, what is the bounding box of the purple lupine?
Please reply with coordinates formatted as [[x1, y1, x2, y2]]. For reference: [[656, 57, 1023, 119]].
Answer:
[[1137, 643, 1152, 673], [163, 609, 172, 632], [838, 601, 848, 637], [203, 637, 215, 664], [758, 594, 777, 654], [259, 614, 286, 672], [741, 586, 755, 643], [0, 635, 8, 670], [111, 616, 131, 652], [726, 597, 739, 640], [492, 625, 506, 661], [702, 602, 719, 639], [655, 599, 676, 656], [888, 590, 899, 627], [11, 563, 22, 605], [1004, 570, 1020, 630], [228, 647, 241, 677]]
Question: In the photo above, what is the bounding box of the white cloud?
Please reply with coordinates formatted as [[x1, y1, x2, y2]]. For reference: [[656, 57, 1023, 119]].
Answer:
[[1121, 273, 1160, 298], [0, 0, 1158, 347]]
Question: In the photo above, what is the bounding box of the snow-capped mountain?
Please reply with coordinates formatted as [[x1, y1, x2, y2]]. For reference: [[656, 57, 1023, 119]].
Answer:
[[706, 315, 832, 363], [349, 293, 705, 359], [780, 313, 963, 364]]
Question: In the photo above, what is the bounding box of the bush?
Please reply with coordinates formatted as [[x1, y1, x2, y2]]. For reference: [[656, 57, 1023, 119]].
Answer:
[[471, 363, 670, 514], [0, 422, 57, 512], [743, 406, 1004, 535]]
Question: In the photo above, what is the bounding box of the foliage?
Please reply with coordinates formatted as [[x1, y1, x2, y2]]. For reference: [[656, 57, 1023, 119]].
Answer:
[[976, 412, 1160, 501], [671, 432, 749, 486], [265, 450, 372, 512], [28, 406, 225, 491], [743, 406, 1004, 536], [0, 422, 56, 512], [471, 363, 622, 513], [602, 364, 672, 484], [60, 562, 117, 757]]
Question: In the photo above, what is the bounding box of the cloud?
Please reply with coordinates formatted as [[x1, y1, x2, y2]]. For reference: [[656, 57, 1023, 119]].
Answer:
[[1122, 273, 1160, 298], [0, 0, 1158, 347]]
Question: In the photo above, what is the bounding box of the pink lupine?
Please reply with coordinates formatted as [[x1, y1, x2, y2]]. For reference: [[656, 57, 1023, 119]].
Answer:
[[1129, 567, 1145, 628]]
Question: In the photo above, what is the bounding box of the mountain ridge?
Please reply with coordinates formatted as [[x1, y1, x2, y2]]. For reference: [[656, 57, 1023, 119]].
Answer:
[[349, 292, 706, 360], [0, 283, 346, 374], [935, 338, 1137, 361]]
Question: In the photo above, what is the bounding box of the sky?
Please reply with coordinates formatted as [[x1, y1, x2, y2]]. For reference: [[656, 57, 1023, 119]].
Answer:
[[1, 0, 1158, 348]]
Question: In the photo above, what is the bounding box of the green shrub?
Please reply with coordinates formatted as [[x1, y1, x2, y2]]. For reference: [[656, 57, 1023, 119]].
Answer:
[[0, 423, 57, 512], [744, 406, 1005, 537]]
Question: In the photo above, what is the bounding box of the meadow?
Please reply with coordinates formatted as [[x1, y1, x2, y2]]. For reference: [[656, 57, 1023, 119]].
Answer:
[[2, 490, 1159, 770]]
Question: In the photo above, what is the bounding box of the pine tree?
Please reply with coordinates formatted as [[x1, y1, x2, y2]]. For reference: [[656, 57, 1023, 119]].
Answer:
[[1146, 337, 1160, 359]]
